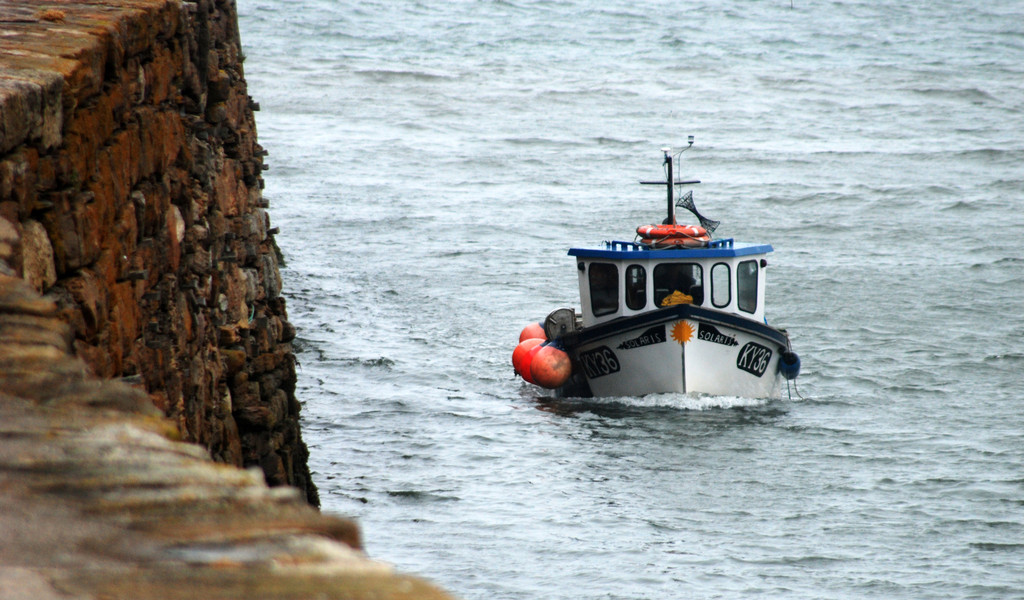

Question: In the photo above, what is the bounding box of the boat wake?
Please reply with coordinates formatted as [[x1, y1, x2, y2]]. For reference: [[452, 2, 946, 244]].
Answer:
[[532, 392, 770, 418], [596, 393, 769, 411]]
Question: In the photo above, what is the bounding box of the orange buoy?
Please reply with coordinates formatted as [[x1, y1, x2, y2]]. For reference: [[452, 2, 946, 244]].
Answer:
[[519, 322, 547, 343], [512, 338, 544, 383], [530, 344, 572, 389]]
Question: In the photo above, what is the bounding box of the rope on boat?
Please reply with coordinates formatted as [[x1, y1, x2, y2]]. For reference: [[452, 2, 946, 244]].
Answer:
[[786, 377, 805, 400]]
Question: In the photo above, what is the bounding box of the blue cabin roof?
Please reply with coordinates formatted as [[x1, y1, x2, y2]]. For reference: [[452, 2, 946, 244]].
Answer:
[[568, 239, 773, 260]]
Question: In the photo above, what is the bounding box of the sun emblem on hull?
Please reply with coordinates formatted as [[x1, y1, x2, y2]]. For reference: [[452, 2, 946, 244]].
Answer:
[[670, 320, 694, 344]]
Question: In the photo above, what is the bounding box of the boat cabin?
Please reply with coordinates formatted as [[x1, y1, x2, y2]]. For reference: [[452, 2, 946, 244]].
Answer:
[[569, 239, 772, 327]]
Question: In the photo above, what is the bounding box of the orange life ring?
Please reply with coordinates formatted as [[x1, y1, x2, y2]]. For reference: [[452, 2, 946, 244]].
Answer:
[[640, 236, 709, 248], [636, 224, 708, 239], [636, 224, 710, 248]]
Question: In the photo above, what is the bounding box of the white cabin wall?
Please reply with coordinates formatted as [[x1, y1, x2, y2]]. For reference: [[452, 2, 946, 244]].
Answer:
[[576, 254, 769, 327]]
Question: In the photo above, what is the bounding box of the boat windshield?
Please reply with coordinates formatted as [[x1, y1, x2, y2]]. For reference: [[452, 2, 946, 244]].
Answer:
[[654, 263, 703, 307]]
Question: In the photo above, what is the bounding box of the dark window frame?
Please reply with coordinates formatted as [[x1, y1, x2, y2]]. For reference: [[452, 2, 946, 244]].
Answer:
[[711, 262, 731, 308], [737, 259, 758, 314], [625, 264, 647, 310], [588, 262, 620, 317]]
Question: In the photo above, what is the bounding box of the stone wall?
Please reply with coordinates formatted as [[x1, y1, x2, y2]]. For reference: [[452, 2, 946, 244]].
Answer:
[[0, 273, 454, 600], [0, 0, 317, 506]]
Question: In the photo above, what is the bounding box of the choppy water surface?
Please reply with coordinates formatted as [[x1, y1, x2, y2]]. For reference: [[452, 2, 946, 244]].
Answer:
[[237, 1, 1024, 598]]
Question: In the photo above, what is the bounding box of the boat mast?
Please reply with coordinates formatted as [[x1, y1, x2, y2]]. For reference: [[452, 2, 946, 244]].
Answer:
[[663, 148, 675, 225], [640, 138, 698, 225]]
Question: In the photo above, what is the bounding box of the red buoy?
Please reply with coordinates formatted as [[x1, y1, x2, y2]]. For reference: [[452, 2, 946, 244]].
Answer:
[[530, 345, 572, 389], [512, 338, 544, 383], [519, 322, 547, 343]]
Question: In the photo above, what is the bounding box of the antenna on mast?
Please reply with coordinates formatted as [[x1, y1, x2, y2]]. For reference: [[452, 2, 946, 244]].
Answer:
[[640, 136, 700, 224]]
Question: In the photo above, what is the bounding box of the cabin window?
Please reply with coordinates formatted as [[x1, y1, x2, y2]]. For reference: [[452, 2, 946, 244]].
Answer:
[[625, 265, 646, 310], [654, 263, 703, 306], [588, 262, 619, 317], [711, 263, 731, 308], [737, 260, 758, 313]]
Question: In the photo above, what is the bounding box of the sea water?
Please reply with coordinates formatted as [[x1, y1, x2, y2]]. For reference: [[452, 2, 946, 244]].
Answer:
[[237, 1, 1024, 597]]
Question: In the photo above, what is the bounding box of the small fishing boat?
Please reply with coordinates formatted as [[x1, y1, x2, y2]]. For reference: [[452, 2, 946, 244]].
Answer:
[[513, 142, 801, 399]]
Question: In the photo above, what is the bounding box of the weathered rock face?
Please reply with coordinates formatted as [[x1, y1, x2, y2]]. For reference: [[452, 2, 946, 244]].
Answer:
[[0, 0, 317, 506]]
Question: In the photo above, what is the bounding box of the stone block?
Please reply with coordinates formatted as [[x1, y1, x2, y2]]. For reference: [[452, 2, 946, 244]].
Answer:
[[221, 348, 246, 376], [0, 150, 35, 217], [260, 253, 281, 300], [110, 281, 141, 361], [73, 339, 111, 378], [242, 267, 258, 304], [234, 386, 274, 430], [258, 371, 283, 402], [0, 68, 63, 153], [260, 451, 287, 487], [59, 270, 107, 342], [220, 264, 249, 323], [149, 389, 169, 413], [0, 202, 18, 228], [251, 351, 278, 374], [19, 219, 57, 293], [0, 81, 37, 155], [166, 205, 185, 271], [221, 413, 243, 466], [207, 69, 231, 103], [187, 244, 212, 275], [218, 325, 242, 347], [0, 215, 17, 263], [280, 319, 296, 343], [185, 223, 209, 246], [144, 44, 181, 106], [269, 389, 288, 427], [104, 127, 141, 203]]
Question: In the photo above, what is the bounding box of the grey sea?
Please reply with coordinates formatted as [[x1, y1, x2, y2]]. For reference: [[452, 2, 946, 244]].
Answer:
[[237, 1, 1024, 598]]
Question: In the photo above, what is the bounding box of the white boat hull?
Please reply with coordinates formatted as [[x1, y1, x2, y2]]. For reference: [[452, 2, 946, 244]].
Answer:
[[563, 305, 788, 399]]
